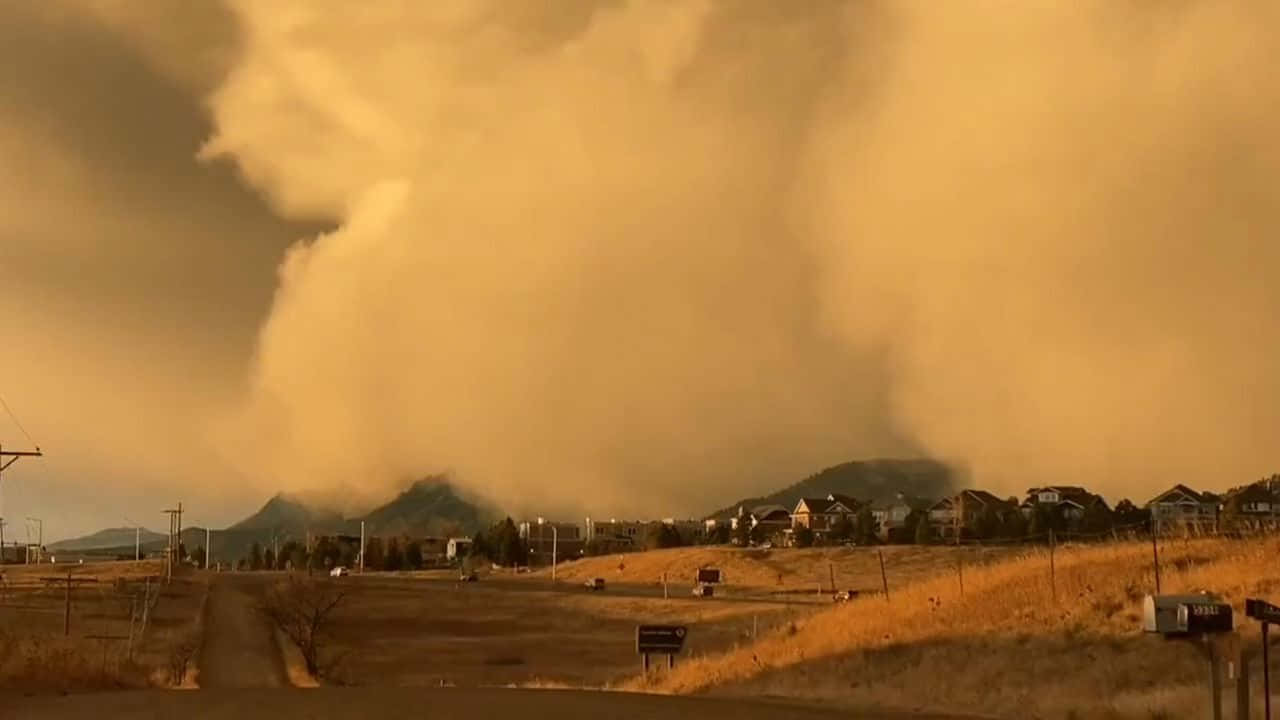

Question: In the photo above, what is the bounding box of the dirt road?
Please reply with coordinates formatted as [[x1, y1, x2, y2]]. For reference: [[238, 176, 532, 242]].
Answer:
[[196, 575, 287, 688], [4, 687, 970, 720]]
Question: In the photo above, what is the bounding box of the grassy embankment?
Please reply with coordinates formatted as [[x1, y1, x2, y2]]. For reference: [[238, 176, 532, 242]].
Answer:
[[626, 536, 1280, 719]]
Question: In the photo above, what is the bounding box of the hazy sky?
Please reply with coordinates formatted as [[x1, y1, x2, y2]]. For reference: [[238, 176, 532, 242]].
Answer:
[[2, 1, 1277, 541]]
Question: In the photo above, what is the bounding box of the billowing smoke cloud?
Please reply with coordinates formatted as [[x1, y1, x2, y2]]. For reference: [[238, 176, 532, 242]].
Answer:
[[196, 0, 1279, 517], [203, 1, 906, 517]]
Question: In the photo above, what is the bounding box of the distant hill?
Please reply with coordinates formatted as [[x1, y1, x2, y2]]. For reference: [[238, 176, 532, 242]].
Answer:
[[230, 493, 349, 535], [49, 526, 167, 552], [359, 478, 496, 537], [50, 477, 494, 567], [707, 458, 959, 519]]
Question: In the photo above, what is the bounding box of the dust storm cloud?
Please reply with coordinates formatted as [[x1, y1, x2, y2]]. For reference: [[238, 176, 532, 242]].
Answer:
[[3, 0, 1277, 533], [202, 0, 1278, 515]]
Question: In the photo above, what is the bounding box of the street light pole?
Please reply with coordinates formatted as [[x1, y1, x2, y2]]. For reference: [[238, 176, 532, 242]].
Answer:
[[26, 517, 42, 563]]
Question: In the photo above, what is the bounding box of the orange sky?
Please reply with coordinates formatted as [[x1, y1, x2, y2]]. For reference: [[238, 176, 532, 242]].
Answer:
[[1, 1, 1277, 540]]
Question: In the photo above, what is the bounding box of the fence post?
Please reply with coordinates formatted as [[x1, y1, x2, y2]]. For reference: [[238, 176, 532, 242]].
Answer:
[[1049, 529, 1056, 602], [878, 549, 889, 602]]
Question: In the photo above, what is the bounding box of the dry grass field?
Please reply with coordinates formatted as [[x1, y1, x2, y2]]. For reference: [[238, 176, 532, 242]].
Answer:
[[0, 560, 207, 692], [540, 544, 1022, 597], [317, 574, 805, 688], [626, 536, 1280, 719]]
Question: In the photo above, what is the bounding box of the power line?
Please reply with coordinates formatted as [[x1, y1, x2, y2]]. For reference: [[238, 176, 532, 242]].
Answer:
[[0, 394, 39, 451]]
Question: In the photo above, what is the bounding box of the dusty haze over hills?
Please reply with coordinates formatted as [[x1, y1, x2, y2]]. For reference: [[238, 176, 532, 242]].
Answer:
[[1, 1, 1277, 536]]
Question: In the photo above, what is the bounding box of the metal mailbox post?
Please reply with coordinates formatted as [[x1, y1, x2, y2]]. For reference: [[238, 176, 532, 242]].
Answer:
[[1143, 593, 1235, 720]]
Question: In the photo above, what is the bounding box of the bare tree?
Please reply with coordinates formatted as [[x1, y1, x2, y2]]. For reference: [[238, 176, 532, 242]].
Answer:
[[259, 576, 346, 677]]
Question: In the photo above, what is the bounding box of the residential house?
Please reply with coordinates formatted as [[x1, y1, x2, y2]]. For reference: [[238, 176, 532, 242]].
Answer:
[[870, 493, 933, 542], [1218, 482, 1280, 532], [733, 505, 792, 543], [1021, 486, 1111, 530], [446, 537, 472, 561], [926, 490, 1016, 540], [1145, 484, 1218, 536], [791, 496, 859, 537]]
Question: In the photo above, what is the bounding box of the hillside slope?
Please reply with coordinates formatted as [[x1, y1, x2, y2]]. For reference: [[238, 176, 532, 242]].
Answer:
[[634, 536, 1272, 719], [48, 527, 167, 551], [707, 458, 957, 518], [360, 478, 495, 537], [544, 544, 1017, 594]]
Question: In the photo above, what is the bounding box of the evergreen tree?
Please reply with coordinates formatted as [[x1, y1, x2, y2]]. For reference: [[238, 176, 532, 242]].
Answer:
[[829, 516, 855, 542], [703, 526, 730, 545], [250, 542, 264, 571], [732, 520, 751, 546], [385, 538, 405, 572], [914, 515, 934, 545], [1001, 510, 1029, 539], [973, 507, 1002, 540], [363, 537, 385, 571], [405, 541, 424, 570], [793, 525, 815, 548], [264, 548, 277, 571], [855, 508, 879, 544], [192, 545, 206, 568]]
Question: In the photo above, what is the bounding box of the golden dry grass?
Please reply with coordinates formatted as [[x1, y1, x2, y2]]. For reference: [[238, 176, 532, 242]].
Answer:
[[0, 561, 205, 693], [542, 544, 1020, 595], [627, 536, 1280, 720]]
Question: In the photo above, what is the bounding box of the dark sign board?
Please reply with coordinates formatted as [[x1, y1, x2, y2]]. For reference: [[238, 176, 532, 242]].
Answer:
[[1246, 598, 1280, 624], [636, 625, 687, 655], [1180, 602, 1233, 634], [696, 568, 721, 584]]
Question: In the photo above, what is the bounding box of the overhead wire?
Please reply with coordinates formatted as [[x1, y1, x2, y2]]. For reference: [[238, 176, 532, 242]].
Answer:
[[0, 393, 40, 450]]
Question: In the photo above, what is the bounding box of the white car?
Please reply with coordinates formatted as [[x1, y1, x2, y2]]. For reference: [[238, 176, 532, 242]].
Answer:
[[330, 566, 349, 577]]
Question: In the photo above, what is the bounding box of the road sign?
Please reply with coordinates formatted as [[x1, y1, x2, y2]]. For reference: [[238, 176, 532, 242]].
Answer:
[[1247, 598, 1280, 624], [696, 568, 721, 585], [636, 625, 687, 655]]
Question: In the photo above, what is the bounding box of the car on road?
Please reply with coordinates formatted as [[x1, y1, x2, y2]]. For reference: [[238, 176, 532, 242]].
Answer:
[[584, 577, 605, 591], [833, 589, 860, 603], [460, 572, 479, 582], [330, 566, 349, 578], [692, 583, 714, 598]]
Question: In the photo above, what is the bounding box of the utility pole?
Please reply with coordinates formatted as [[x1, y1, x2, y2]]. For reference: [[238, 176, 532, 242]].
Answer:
[[0, 441, 44, 566], [205, 526, 211, 570], [359, 521, 365, 574], [40, 570, 97, 635]]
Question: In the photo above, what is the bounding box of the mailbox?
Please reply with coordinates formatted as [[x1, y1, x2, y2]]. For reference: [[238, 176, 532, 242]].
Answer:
[[1143, 594, 1233, 635]]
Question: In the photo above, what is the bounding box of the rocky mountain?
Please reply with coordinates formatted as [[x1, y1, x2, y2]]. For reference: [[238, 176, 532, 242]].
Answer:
[[50, 477, 493, 566], [48, 526, 167, 552], [707, 458, 959, 518], [359, 479, 495, 537]]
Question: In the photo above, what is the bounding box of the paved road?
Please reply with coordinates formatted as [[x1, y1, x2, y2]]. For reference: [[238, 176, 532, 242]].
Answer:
[[196, 575, 287, 688], [3, 688, 960, 720]]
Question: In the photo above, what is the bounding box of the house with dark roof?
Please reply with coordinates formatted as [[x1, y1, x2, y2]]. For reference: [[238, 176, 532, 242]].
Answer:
[[870, 492, 933, 542], [730, 505, 792, 543], [926, 489, 1016, 540], [1145, 484, 1218, 536], [1020, 486, 1111, 529], [1218, 482, 1280, 531], [791, 495, 859, 538]]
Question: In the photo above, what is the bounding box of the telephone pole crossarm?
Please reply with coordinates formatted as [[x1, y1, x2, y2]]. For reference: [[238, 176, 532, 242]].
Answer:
[[0, 449, 43, 473]]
